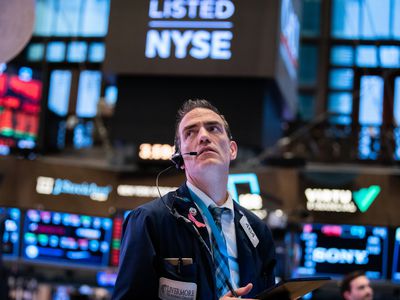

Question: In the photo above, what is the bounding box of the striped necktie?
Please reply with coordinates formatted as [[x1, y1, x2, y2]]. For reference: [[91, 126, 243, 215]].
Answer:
[[208, 206, 231, 298]]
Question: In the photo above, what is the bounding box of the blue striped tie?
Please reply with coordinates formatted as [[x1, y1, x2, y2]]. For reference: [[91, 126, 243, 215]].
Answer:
[[208, 206, 231, 298]]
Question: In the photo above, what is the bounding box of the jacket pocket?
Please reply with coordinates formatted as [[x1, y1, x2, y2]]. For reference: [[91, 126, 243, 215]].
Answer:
[[162, 258, 197, 283]]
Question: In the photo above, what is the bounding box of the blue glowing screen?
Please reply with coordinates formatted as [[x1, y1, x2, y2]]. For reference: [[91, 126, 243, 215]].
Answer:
[[294, 223, 388, 279], [0, 207, 20, 259], [22, 209, 112, 267], [392, 228, 400, 282]]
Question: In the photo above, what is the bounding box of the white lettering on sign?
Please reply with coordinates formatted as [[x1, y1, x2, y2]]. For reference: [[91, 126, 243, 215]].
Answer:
[[117, 185, 178, 197], [305, 188, 357, 213], [312, 247, 369, 265], [145, 0, 235, 60], [36, 176, 112, 202]]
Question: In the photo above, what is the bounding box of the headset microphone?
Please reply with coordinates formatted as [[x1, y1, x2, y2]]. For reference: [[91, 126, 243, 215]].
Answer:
[[171, 151, 198, 169]]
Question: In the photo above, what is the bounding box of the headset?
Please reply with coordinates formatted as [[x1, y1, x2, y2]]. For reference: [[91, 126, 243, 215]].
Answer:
[[170, 151, 198, 169]]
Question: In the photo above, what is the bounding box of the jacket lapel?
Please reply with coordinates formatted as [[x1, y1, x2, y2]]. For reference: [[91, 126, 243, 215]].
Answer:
[[233, 203, 257, 287], [173, 184, 212, 250]]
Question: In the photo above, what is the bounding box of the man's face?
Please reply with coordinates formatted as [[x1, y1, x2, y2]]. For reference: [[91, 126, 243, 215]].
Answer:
[[178, 108, 237, 178], [344, 276, 373, 300]]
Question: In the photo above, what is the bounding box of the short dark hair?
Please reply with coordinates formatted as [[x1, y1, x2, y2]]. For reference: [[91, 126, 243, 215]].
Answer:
[[340, 270, 366, 298], [174, 99, 232, 152]]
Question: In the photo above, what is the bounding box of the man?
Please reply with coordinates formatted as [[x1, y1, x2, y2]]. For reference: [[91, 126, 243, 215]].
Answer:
[[112, 99, 276, 300], [340, 271, 374, 300]]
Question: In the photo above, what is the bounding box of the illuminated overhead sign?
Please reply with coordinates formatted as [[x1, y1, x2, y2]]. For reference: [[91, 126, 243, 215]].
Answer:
[[138, 143, 175, 160], [36, 176, 112, 202], [228, 173, 266, 219], [280, 0, 300, 79], [305, 185, 381, 213], [117, 185, 178, 198], [145, 0, 235, 60]]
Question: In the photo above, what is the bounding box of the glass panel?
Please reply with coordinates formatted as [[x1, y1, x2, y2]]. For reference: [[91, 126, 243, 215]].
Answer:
[[73, 120, 94, 149], [27, 44, 45, 62], [48, 70, 72, 117], [46, 42, 66, 62], [81, 0, 110, 37], [394, 77, 400, 125], [104, 86, 118, 106], [394, 0, 400, 39], [54, 0, 81, 36], [67, 41, 88, 63], [34, 0, 55, 36], [358, 126, 381, 160], [361, 0, 390, 39], [328, 92, 352, 125], [301, 0, 321, 37], [329, 69, 354, 89], [331, 0, 360, 39], [380, 46, 400, 68], [359, 75, 384, 126], [395, 77, 400, 160], [356, 45, 378, 67], [331, 45, 354, 66], [76, 71, 102, 118], [88, 43, 106, 62], [298, 93, 315, 121], [299, 45, 319, 85]]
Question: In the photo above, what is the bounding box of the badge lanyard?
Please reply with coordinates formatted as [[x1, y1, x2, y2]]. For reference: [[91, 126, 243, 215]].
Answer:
[[188, 190, 230, 261]]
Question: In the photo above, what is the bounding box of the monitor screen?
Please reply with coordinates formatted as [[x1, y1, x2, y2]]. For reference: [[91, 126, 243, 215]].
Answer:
[[392, 228, 400, 282], [294, 223, 389, 280], [0, 64, 42, 152], [0, 207, 21, 259], [110, 210, 131, 267], [22, 209, 113, 267]]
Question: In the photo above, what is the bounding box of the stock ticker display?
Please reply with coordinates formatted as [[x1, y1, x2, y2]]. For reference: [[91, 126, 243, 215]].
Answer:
[[296, 223, 389, 279], [0, 65, 42, 153], [0, 207, 20, 259], [22, 210, 113, 267]]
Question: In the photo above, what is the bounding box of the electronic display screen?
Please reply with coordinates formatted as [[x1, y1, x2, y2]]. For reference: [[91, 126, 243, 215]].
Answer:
[[76, 70, 102, 118], [104, 0, 299, 82], [0, 207, 20, 259], [392, 228, 400, 282], [110, 210, 130, 267], [0, 64, 42, 151], [294, 223, 389, 279], [22, 209, 113, 267]]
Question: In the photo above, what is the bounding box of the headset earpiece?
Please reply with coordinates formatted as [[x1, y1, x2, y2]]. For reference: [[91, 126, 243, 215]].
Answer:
[[171, 152, 184, 169]]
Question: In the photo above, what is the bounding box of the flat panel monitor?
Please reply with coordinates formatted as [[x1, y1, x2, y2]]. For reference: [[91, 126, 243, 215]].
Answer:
[[0, 207, 21, 259], [22, 209, 113, 267], [294, 223, 388, 280], [392, 227, 400, 282], [110, 210, 131, 267], [0, 64, 42, 152]]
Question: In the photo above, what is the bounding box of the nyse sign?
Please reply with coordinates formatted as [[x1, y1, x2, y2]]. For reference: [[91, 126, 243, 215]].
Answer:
[[145, 0, 235, 60]]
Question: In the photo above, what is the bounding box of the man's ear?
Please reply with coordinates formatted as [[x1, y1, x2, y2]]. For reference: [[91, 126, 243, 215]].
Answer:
[[343, 291, 351, 300], [230, 140, 238, 160]]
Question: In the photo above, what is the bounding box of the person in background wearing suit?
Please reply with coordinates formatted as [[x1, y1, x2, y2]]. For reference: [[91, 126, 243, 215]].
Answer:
[[341, 271, 374, 300], [112, 99, 276, 300]]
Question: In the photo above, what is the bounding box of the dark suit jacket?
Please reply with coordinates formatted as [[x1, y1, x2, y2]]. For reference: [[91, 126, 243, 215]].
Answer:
[[112, 184, 276, 300]]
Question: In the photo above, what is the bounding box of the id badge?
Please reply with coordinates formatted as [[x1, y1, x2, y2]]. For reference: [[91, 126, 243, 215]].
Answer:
[[159, 277, 197, 300]]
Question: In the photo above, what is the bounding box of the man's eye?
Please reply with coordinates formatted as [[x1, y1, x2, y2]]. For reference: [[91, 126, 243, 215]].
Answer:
[[185, 131, 193, 138]]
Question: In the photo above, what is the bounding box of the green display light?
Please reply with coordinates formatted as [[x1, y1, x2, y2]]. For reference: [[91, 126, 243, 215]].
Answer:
[[353, 185, 381, 213]]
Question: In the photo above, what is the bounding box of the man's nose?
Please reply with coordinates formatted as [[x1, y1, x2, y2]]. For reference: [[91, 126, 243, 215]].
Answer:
[[198, 127, 210, 143]]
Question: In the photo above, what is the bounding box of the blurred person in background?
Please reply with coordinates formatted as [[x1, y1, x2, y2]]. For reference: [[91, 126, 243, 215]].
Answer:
[[341, 271, 373, 300]]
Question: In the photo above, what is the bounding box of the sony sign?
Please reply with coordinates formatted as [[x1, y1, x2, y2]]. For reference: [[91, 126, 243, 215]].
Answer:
[[145, 0, 235, 60]]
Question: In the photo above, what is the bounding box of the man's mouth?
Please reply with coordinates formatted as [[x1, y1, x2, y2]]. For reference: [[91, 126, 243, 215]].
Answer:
[[198, 147, 216, 156]]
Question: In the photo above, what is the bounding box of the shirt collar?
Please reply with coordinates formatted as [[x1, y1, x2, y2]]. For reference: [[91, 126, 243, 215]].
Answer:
[[186, 181, 234, 213]]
